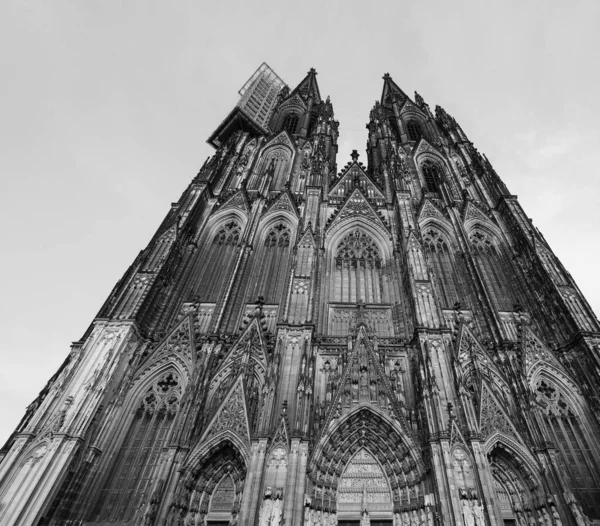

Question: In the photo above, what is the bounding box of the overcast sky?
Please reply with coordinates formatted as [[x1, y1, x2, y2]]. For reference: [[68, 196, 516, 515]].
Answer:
[[1, 1, 599, 446]]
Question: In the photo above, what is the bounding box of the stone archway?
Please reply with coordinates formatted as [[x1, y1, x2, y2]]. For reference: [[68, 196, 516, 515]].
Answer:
[[338, 448, 392, 515]]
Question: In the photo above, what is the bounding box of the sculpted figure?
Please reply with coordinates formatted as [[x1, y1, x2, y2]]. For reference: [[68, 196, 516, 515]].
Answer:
[[259, 498, 273, 526], [402, 511, 411, 526], [411, 510, 419, 526], [427, 507, 434, 526], [304, 507, 312, 526], [462, 500, 475, 526], [551, 506, 562, 526], [271, 497, 283, 526], [527, 512, 536, 526], [569, 502, 588, 526], [419, 508, 427, 526], [472, 501, 485, 526], [394, 512, 401, 526], [361, 510, 370, 526]]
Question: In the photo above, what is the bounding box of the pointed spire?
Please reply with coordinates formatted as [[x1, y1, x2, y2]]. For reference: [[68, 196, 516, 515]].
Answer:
[[380, 72, 409, 106], [291, 67, 322, 103]]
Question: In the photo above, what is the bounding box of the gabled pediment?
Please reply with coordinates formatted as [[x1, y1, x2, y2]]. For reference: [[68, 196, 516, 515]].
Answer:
[[326, 189, 390, 234], [219, 189, 250, 214], [216, 317, 268, 378], [520, 326, 571, 384], [398, 98, 427, 119], [328, 162, 385, 201], [462, 201, 490, 223], [298, 227, 316, 248], [263, 130, 295, 151], [478, 383, 521, 441], [200, 376, 251, 445], [381, 73, 409, 106], [413, 138, 443, 159], [417, 199, 447, 223], [263, 191, 299, 218]]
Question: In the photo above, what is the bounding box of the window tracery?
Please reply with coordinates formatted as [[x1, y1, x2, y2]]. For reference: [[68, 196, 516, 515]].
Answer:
[[406, 120, 423, 141], [422, 229, 461, 308], [91, 373, 182, 522], [246, 223, 292, 304], [195, 221, 242, 302], [282, 113, 299, 135], [422, 162, 441, 194], [535, 380, 600, 518], [469, 230, 514, 311], [332, 230, 385, 304]]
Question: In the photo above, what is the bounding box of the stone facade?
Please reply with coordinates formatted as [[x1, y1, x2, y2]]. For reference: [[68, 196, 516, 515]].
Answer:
[[1, 66, 600, 526]]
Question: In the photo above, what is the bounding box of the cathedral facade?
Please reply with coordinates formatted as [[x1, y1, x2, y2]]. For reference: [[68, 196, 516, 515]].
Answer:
[[1, 64, 600, 526]]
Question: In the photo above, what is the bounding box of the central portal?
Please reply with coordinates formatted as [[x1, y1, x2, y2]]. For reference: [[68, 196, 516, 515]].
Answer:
[[337, 448, 393, 517]]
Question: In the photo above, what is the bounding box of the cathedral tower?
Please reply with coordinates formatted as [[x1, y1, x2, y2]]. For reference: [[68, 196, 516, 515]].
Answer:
[[1, 64, 599, 526]]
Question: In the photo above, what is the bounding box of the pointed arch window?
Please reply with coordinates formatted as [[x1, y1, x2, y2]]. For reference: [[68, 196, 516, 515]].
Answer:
[[423, 229, 462, 308], [195, 220, 241, 302], [469, 230, 514, 311], [246, 222, 292, 304], [535, 380, 600, 518], [332, 229, 385, 304], [422, 162, 441, 193], [91, 373, 182, 522], [406, 120, 423, 141], [282, 113, 299, 135]]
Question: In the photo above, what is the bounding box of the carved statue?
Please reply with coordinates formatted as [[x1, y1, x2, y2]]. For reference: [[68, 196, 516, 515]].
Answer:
[[427, 507, 434, 526], [527, 511, 536, 526], [419, 508, 427, 526], [271, 497, 283, 526], [361, 510, 370, 526], [551, 506, 562, 526], [541, 508, 552, 526], [568, 502, 588, 526], [411, 509, 419, 526], [402, 511, 410, 526], [394, 512, 401, 526], [462, 500, 475, 526], [472, 501, 485, 526], [259, 497, 273, 526], [304, 507, 312, 526]]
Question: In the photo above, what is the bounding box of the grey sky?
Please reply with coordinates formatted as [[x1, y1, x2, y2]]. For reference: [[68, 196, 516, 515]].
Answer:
[[1, 1, 599, 445]]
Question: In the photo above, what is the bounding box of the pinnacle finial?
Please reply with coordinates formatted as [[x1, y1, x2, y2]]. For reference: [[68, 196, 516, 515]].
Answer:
[[383, 72, 391, 80], [351, 149, 360, 162], [308, 67, 317, 75]]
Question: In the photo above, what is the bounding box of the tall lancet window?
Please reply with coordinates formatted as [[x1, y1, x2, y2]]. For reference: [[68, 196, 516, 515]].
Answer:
[[91, 373, 182, 522], [422, 161, 441, 193], [195, 221, 241, 302], [282, 113, 299, 135], [332, 229, 384, 304], [423, 229, 461, 308], [535, 380, 600, 518], [469, 230, 514, 311], [247, 222, 292, 304], [407, 120, 423, 141]]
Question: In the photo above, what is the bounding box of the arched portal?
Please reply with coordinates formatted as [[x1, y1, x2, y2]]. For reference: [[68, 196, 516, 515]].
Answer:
[[338, 448, 392, 516]]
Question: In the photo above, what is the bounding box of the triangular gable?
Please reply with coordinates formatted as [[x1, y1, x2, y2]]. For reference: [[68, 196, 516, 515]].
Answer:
[[520, 326, 569, 383], [263, 130, 295, 151], [219, 189, 249, 214], [327, 189, 390, 233], [449, 419, 470, 450], [463, 201, 490, 223], [328, 162, 385, 200], [278, 92, 308, 112], [264, 191, 299, 218], [271, 416, 290, 448], [455, 324, 507, 388], [478, 383, 520, 441], [417, 199, 447, 223], [201, 376, 251, 445], [318, 325, 411, 436], [407, 230, 423, 251], [156, 224, 177, 243], [413, 138, 443, 159], [216, 317, 268, 378], [398, 98, 427, 119], [135, 314, 195, 382], [297, 227, 316, 248]]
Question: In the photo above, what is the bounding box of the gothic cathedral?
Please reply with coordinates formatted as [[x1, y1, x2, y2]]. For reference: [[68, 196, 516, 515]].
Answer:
[[1, 63, 600, 526]]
